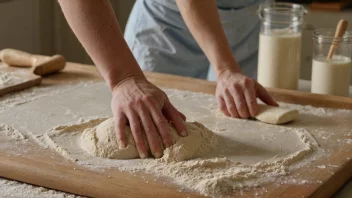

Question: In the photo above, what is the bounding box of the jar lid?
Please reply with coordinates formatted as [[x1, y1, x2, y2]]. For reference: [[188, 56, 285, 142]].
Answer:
[[313, 29, 352, 44], [258, 3, 307, 23]]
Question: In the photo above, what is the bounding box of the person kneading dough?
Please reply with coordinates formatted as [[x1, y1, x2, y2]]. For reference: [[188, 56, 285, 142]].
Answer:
[[58, 0, 278, 159]]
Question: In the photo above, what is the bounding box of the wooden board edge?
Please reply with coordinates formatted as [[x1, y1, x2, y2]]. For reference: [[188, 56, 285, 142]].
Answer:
[[144, 71, 352, 110], [0, 76, 42, 96], [310, 145, 352, 197], [0, 151, 203, 198], [266, 88, 352, 110]]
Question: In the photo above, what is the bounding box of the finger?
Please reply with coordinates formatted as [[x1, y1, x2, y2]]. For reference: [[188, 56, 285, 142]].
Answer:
[[231, 85, 250, 118], [243, 84, 258, 117], [145, 100, 173, 149], [125, 110, 148, 159], [179, 111, 186, 121], [223, 90, 239, 118], [256, 83, 279, 106], [115, 113, 127, 148], [163, 99, 187, 137], [138, 104, 163, 158], [217, 95, 231, 117]]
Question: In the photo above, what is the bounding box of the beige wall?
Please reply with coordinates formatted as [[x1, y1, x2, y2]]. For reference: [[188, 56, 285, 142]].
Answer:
[[0, 0, 135, 64], [0, 0, 42, 54], [52, 0, 135, 64]]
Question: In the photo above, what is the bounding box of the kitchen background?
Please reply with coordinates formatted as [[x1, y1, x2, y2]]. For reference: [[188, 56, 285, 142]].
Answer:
[[0, 0, 351, 83]]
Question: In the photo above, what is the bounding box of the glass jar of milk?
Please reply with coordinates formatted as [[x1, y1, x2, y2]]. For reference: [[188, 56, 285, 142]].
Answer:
[[311, 29, 352, 97], [257, 3, 306, 90]]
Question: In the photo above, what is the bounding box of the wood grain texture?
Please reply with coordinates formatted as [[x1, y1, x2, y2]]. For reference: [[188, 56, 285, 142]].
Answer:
[[0, 61, 351, 197], [0, 150, 201, 198]]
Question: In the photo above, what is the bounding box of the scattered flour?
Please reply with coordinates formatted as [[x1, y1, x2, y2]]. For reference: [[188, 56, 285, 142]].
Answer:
[[279, 102, 348, 117], [0, 123, 26, 141], [0, 71, 20, 86], [1, 82, 352, 197], [0, 81, 95, 113], [42, 112, 320, 196], [0, 178, 83, 198]]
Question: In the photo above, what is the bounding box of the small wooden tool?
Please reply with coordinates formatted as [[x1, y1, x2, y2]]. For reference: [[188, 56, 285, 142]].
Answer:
[[0, 49, 66, 96], [327, 19, 349, 61], [0, 48, 66, 76]]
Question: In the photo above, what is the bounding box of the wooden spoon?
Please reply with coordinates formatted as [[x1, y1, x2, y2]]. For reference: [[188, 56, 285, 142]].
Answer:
[[327, 19, 348, 61]]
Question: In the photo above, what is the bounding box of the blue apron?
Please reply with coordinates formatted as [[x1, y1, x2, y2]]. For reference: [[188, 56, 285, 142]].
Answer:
[[124, 0, 264, 81]]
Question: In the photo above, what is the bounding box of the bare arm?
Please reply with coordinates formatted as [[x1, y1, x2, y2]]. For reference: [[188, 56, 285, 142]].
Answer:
[[176, 0, 277, 118], [175, 0, 239, 75], [58, 0, 143, 90]]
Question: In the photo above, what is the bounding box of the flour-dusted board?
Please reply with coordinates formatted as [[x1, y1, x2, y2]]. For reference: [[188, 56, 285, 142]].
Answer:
[[0, 65, 42, 96], [0, 62, 352, 197]]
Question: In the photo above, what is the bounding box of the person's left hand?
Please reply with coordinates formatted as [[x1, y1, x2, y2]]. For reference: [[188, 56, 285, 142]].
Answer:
[[216, 68, 278, 118]]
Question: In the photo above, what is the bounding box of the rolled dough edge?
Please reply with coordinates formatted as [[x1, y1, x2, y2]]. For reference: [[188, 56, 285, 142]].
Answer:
[[255, 105, 299, 125]]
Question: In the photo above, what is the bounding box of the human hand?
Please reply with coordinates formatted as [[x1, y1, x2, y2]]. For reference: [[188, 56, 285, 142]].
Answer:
[[216, 69, 278, 118], [111, 76, 187, 159]]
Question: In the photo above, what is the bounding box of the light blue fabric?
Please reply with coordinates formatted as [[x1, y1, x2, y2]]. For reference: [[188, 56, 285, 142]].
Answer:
[[124, 0, 263, 81]]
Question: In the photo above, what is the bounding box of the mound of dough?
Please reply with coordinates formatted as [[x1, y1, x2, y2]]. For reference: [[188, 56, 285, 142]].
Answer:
[[80, 118, 217, 161], [255, 104, 299, 125]]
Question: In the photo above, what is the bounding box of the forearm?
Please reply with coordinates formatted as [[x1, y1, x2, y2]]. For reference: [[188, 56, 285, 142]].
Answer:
[[58, 0, 144, 90], [176, 0, 241, 75]]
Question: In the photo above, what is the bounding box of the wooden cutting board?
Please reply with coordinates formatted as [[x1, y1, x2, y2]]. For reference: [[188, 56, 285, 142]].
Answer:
[[0, 61, 352, 197], [0, 66, 42, 96], [0, 49, 66, 96]]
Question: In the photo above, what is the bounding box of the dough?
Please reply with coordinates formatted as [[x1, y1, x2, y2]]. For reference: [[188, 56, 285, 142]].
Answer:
[[255, 104, 299, 124], [36, 85, 325, 197], [80, 118, 217, 161]]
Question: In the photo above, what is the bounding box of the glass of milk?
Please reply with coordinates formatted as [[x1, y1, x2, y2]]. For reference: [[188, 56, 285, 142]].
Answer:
[[311, 29, 352, 97], [257, 3, 306, 90]]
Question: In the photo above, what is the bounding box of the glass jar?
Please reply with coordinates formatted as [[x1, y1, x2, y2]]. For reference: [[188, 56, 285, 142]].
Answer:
[[257, 3, 306, 90], [311, 29, 352, 97]]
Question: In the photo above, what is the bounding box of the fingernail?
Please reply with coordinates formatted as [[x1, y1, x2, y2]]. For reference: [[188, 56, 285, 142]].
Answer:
[[181, 130, 188, 137], [140, 153, 148, 159], [154, 152, 162, 158], [118, 140, 127, 149]]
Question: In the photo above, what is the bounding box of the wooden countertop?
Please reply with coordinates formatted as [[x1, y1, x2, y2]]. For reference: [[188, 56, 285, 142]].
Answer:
[[0, 61, 352, 197]]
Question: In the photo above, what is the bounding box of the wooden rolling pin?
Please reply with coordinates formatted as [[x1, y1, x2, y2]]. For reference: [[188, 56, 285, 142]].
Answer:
[[0, 48, 66, 76]]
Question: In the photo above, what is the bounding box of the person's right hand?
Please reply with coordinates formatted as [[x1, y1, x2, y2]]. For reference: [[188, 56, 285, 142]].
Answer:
[[111, 76, 187, 159], [216, 69, 278, 119]]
